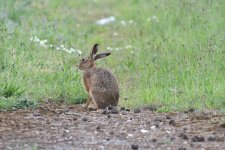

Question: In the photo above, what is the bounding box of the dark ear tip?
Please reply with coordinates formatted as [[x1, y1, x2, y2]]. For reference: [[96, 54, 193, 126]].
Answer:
[[107, 53, 111, 56], [93, 44, 99, 47]]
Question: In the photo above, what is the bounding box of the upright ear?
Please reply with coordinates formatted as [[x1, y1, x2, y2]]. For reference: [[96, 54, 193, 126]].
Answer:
[[90, 44, 99, 58], [94, 52, 111, 61]]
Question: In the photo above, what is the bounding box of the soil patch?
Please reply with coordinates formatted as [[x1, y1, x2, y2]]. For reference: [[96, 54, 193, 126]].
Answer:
[[0, 103, 225, 150]]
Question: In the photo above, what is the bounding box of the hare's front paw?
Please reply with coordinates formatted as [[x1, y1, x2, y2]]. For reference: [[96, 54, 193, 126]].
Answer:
[[88, 102, 98, 111], [81, 103, 88, 109], [96, 109, 104, 113]]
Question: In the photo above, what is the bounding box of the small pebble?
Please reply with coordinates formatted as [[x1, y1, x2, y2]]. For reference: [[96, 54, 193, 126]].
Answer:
[[207, 136, 216, 141], [154, 123, 159, 128], [107, 114, 111, 118], [144, 105, 157, 111], [190, 143, 194, 147], [154, 118, 162, 122], [62, 131, 67, 137], [146, 121, 151, 124], [152, 138, 157, 142], [191, 135, 205, 142], [179, 133, 188, 140], [184, 108, 195, 113], [170, 137, 176, 141], [220, 123, 225, 128], [109, 131, 114, 135], [121, 111, 127, 115], [82, 117, 88, 122], [169, 119, 175, 124], [166, 115, 171, 119], [111, 108, 119, 114], [33, 112, 41, 117], [89, 107, 97, 111], [96, 126, 100, 130], [107, 106, 113, 110], [102, 109, 108, 114], [178, 147, 186, 150], [183, 128, 187, 131], [140, 129, 148, 133], [120, 107, 126, 110], [134, 108, 141, 113], [150, 126, 156, 130], [131, 144, 139, 150]]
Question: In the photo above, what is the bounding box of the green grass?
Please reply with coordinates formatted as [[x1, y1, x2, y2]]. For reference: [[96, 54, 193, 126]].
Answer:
[[0, 0, 224, 111]]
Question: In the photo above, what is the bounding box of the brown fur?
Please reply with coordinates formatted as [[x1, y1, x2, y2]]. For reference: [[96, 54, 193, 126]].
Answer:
[[78, 44, 119, 109]]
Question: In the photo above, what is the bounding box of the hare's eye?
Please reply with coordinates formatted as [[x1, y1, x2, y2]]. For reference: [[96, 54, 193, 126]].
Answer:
[[82, 58, 85, 62]]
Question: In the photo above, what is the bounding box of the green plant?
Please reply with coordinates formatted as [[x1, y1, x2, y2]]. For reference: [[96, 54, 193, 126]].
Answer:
[[0, 82, 25, 98]]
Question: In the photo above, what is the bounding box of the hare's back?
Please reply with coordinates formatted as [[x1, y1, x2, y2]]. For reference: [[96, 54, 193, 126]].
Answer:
[[91, 68, 118, 90], [89, 68, 119, 108]]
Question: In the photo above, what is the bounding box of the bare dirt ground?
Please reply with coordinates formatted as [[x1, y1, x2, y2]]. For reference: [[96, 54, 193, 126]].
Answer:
[[0, 102, 225, 150]]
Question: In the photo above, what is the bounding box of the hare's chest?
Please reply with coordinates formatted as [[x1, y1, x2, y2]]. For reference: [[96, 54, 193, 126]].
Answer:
[[83, 71, 93, 92]]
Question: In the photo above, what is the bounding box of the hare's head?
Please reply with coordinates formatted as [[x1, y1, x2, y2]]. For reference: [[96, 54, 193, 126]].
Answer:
[[78, 44, 111, 70]]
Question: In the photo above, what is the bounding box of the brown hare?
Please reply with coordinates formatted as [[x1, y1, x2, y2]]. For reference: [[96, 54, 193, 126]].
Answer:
[[78, 44, 119, 109]]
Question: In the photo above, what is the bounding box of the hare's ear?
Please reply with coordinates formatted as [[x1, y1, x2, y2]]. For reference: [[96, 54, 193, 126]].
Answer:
[[90, 44, 99, 58], [94, 53, 111, 61]]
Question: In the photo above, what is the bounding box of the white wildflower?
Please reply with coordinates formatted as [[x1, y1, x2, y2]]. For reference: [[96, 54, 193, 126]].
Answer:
[[76, 24, 80, 28], [30, 37, 34, 41], [76, 50, 82, 55], [69, 48, 76, 52], [62, 48, 72, 53], [121, 20, 126, 26], [39, 40, 48, 48], [113, 32, 118, 36], [106, 47, 113, 51], [129, 20, 134, 24], [140, 129, 148, 133], [152, 16, 157, 20], [62, 47, 67, 51], [43, 39, 48, 43], [29, 36, 82, 55], [115, 47, 121, 51], [125, 45, 132, 49], [148, 15, 159, 22], [39, 40, 47, 45], [64, 48, 70, 53], [96, 16, 115, 25], [60, 44, 65, 48], [33, 36, 40, 43], [56, 47, 60, 51]]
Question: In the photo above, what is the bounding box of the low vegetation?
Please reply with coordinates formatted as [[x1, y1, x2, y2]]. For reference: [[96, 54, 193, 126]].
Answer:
[[0, 0, 224, 111]]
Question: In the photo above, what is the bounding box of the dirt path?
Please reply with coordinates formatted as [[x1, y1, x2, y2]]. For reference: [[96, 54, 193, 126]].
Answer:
[[0, 103, 225, 150]]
